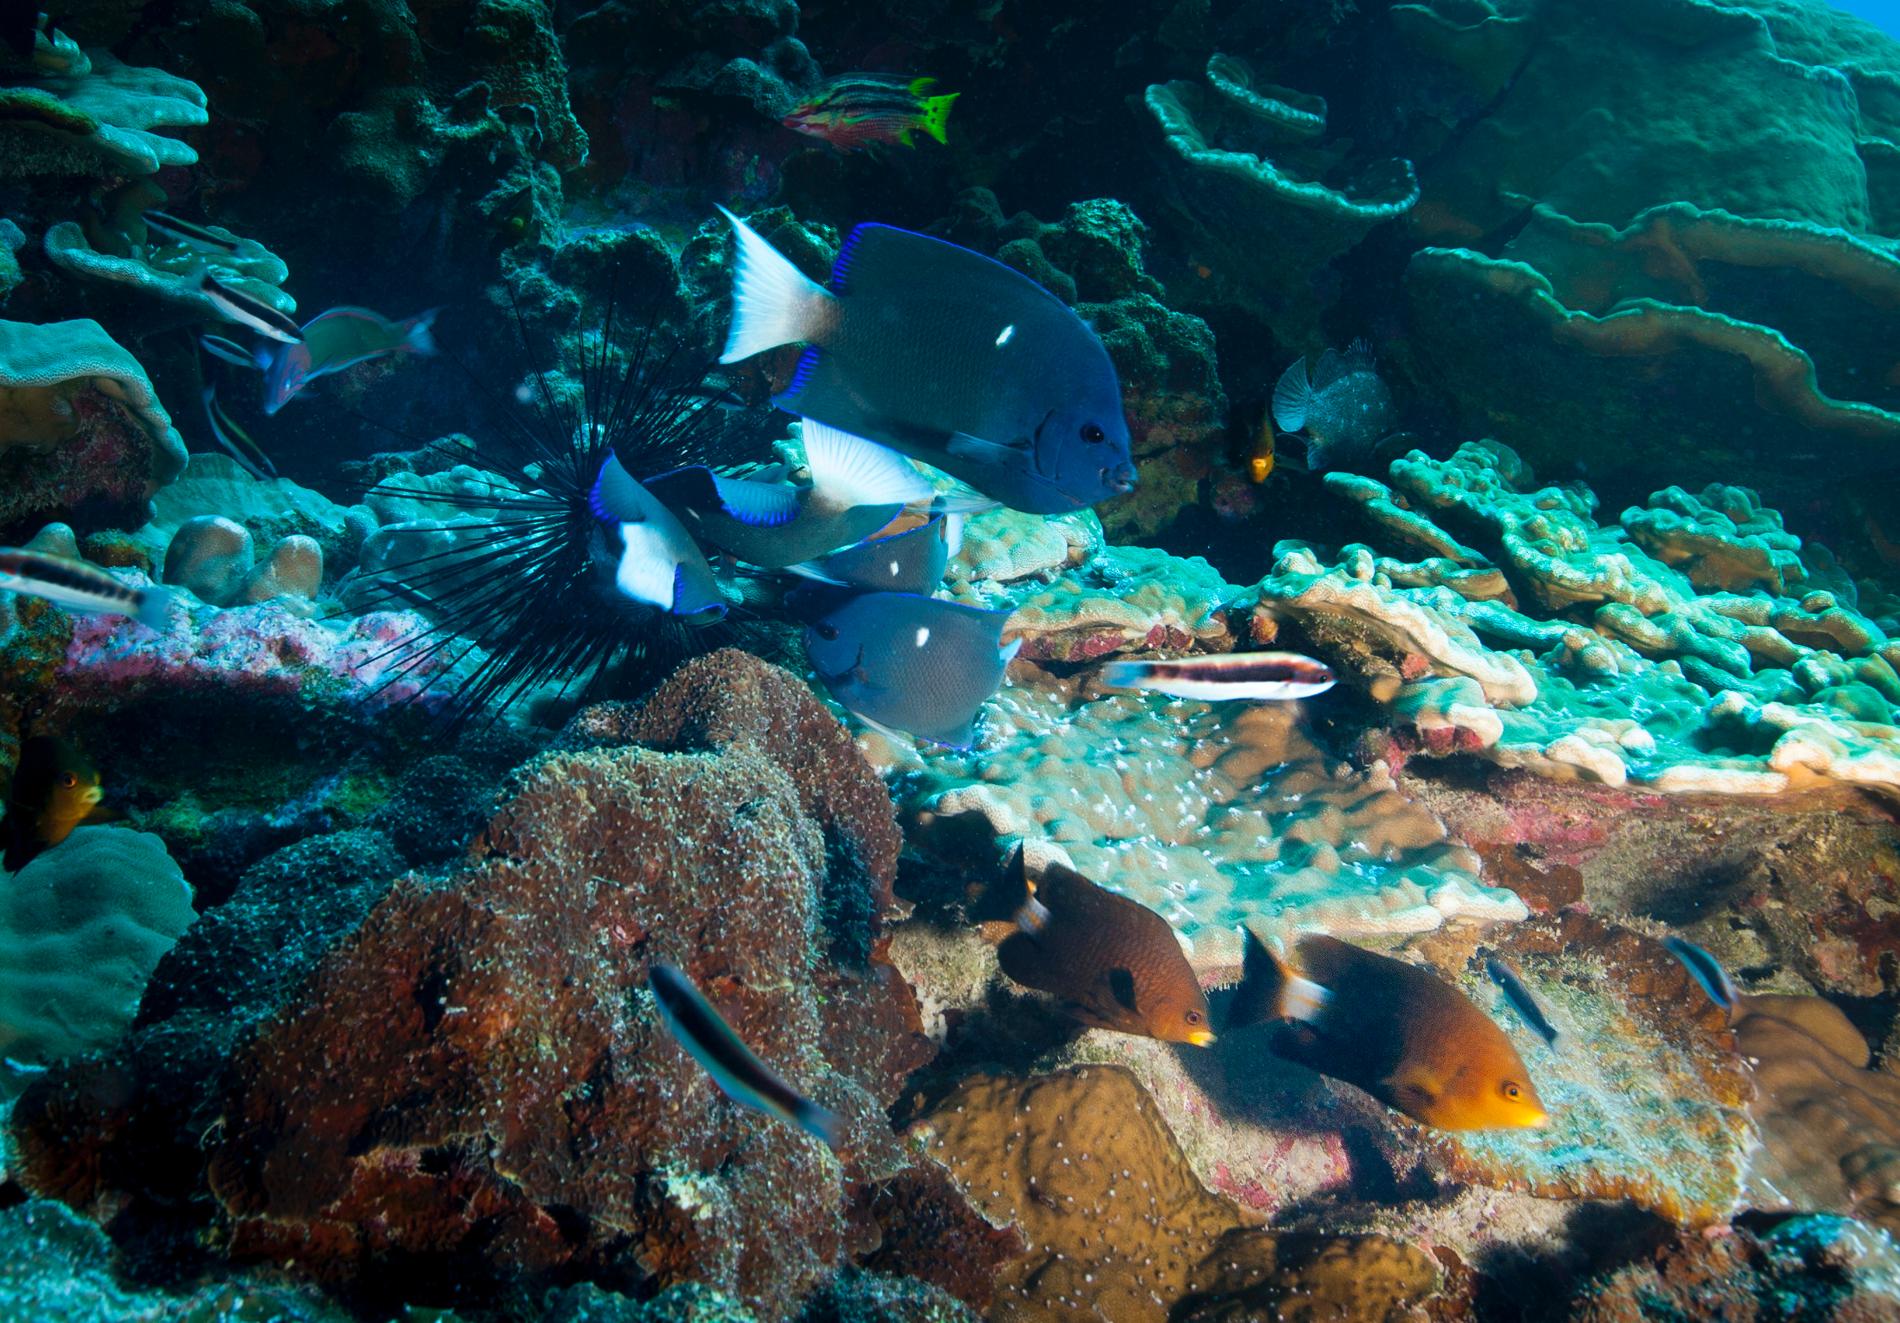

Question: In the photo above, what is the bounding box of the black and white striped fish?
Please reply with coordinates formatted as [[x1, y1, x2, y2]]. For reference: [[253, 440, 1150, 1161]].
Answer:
[[1098, 651, 1336, 701], [199, 273, 302, 344], [648, 963, 843, 1149], [0, 548, 173, 630]]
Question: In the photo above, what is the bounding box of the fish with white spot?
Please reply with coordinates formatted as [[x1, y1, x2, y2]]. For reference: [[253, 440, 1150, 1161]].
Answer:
[[1271, 339, 1394, 473]]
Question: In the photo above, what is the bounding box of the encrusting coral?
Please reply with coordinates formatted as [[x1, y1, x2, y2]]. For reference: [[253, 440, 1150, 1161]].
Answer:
[[199, 651, 933, 1316], [0, 41, 208, 179], [1251, 440, 1900, 798]]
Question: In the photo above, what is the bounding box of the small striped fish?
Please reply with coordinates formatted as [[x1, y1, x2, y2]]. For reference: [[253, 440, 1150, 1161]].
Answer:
[[648, 963, 843, 1149], [0, 548, 173, 630], [782, 73, 958, 152], [1098, 651, 1336, 701]]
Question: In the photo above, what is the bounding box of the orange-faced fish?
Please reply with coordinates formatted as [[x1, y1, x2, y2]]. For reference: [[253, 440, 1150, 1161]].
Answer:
[[782, 73, 959, 152], [261, 305, 438, 415], [3, 736, 108, 873], [1098, 652, 1336, 701], [1271, 339, 1394, 473], [790, 511, 959, 595], [799, 588, 1018, 748], [1230, 928, 1547, 1131], [589, 455, 727, 624], [718, 207, 1137, 514], [0, 547, 173, 630], [648, 963, 843, 1149], [991, 848, 1214, 1045], [1248, 419, 1275, 483], [642, 419, 934, 570], [199, 273, 302, 344], [1486, 955, 1557, 1048]]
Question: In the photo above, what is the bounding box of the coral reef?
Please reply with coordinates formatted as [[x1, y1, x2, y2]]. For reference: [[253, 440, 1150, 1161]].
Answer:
[[0, 47, 208, 178], [1143, 53, 1418, 339], [0, 826, 194, 1086], [0, 317, 186, 537], [1250, 440, 1900, 797], [197, 652, 930, 1314]]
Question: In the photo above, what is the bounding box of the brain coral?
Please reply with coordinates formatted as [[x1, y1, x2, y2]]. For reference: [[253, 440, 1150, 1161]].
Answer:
[[204, 651, 932, 1317], [0, 827, 194, 1084]]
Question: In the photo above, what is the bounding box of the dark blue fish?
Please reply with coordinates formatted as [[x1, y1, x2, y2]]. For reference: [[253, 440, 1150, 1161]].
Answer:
[[802, 590, 1018, 748], [789, 512, 958, 595], [1271, 339, 1394, 473], [717, 207, 1137, 515], [1486, 956, 1557, 1048], [1663, 936, 1739, 1013], [648, 963, 842, 1149]]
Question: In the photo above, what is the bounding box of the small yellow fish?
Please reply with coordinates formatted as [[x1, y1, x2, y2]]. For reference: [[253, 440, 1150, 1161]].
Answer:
[[1230, 928, 1546, 1131], [1248, 419, 1274, 483], [3, 736, 108, 872]]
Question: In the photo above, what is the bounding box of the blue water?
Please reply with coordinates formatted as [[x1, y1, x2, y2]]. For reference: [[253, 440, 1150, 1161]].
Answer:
[[1831, 0, 1900, 34]]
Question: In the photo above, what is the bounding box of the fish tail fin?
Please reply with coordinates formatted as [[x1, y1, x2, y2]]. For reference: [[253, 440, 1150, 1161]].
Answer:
[[403, 308, 441, 357], [942, 511, 966, 560], [1271, 356, 1312, 434], [802, 419, 934, 508], [1097, 659, 1146, 691], [716, 205, 838, 363], [919, 92, 957, 144], [797, 1097, 846, 1151], [999, 634, 1022, 666], [613, 522, 680, 611], [781, 560, 847, 586], [991, 845, 1052, 936], [135, 586, 175, 632], [1230, 926, 1330, 1030]]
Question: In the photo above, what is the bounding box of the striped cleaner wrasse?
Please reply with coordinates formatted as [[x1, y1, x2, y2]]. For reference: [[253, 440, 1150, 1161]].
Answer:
[[648, 963, 843, 1149], [0, 547, 173, 630], [1098, 651, 1336, 701]]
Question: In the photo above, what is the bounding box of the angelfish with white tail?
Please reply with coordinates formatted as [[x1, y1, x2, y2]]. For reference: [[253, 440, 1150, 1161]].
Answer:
[[1098, 651, 1336, 701], [588, 455, 727, 624], [0, 547, 173, 631]]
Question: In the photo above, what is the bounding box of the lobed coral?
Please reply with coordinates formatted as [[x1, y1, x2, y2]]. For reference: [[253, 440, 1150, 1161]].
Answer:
[[1251, 440, 1900, 797], [0, 47, 208, 178], [900, 668, 1524, 968]]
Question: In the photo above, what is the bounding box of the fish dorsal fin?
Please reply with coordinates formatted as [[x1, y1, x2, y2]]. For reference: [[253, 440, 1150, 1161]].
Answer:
[[1310, 349, 1348, 390], [1271, 358, 1312, 433], [590, 455, 651, 524], [709, 474, 801, 527], [1107, 967, 1140, 1013], [802, 419, 934, 508], [827, 223, 1077, 318]]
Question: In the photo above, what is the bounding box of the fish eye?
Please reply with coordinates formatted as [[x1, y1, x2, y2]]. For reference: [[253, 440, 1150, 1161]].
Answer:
[[59, 773, 77, 788], [1080, 422, 1107, 444], [1185, 1010, 1202, 1025], [815, 623, 840, 642], [1503, 1082, 1522, 1100]]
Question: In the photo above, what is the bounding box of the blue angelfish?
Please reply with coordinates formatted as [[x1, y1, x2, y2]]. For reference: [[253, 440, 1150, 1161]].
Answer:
[[648, 963, 843, 1150], [717, 207, 1137, 514]]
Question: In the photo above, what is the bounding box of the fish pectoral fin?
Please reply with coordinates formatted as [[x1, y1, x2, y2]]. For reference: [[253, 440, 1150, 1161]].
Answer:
[[946, 432, 1032, 461], [1383, 1070, 1441, 1115], [1107, 967, 1140, 1014]]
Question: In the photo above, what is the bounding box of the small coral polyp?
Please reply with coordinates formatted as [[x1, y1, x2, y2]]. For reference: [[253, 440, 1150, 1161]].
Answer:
[[1253, 440, 1900, 797]]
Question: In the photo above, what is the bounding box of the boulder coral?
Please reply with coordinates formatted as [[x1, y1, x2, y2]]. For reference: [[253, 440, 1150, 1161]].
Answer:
[[201, 651, 933, 1317]]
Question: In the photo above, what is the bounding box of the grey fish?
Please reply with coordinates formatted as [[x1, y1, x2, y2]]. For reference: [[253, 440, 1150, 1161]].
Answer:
[[717, 207, 1137, 515], [802, 590, 1019, 748], [643, 419, 933, 569], [790, 511, 958, 595], [1486, 956, 1558, 1047], [1663, 936, 1739, 1013], [0, 548, 172, 630], [589, 455, 727, 624], [1271, 339, 1394, 473], [648, 963, 843, 1149], [199, 273, 302, 344]]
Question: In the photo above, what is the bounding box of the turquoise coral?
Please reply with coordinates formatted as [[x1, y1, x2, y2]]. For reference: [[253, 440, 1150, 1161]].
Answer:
[[0, 49, 208, 178]]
